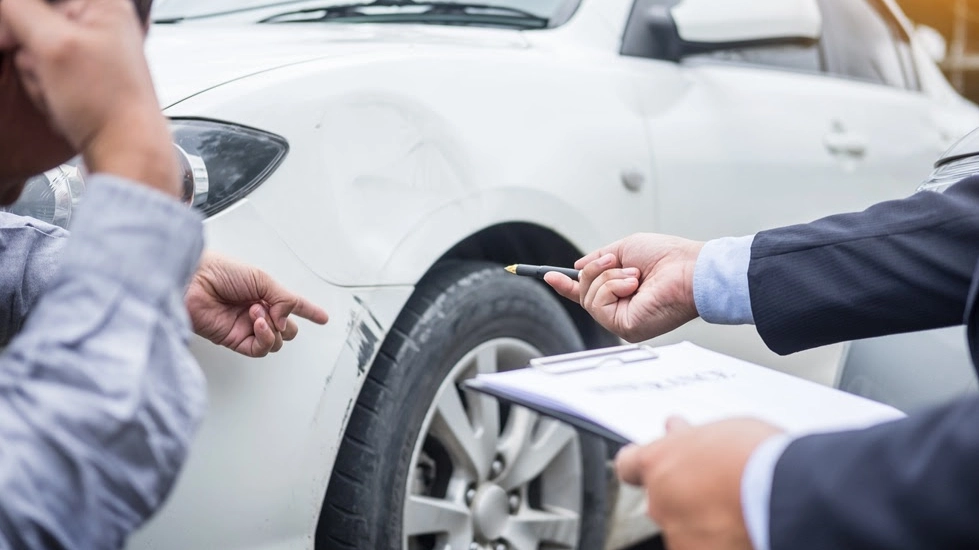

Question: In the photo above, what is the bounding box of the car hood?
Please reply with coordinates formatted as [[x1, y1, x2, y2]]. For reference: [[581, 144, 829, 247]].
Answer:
[[147, 23, 530, 108]]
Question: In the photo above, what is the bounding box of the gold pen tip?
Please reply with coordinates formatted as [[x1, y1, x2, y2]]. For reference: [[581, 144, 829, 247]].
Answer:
[[504, 264, 517, 274]]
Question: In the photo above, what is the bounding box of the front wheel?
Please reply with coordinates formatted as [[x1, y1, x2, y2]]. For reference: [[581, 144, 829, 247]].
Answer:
[[317, 261, 608, 549]]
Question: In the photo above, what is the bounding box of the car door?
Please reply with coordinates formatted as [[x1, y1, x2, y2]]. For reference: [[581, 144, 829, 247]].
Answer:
[[635, 45, 865, 240], [623, 0, 947, 242], [814, 0, 954, 198], [617, 0, 952, 381]]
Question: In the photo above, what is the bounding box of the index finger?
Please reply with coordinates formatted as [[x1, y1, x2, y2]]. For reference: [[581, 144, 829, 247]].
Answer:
[[578, 253, 620, 307], [291, 297, 329, 325], [269, 296, 328, 331], [574, 249, 606, 270]]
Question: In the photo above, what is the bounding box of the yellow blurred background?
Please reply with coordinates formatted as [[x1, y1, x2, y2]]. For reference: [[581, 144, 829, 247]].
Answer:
[[899, 0, 979, 101]]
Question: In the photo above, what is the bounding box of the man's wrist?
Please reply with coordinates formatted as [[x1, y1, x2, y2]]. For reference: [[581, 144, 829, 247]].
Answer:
[[82, 106, 180, 199], [681, 240, 707, 322]]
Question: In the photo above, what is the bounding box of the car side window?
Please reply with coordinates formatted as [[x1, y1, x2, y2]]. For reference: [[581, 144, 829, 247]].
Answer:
[[687, 43, 823, 74], [817, 0, 919, 90]]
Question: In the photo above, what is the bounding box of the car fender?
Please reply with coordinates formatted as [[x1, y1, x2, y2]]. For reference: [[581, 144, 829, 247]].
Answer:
[[164, 48, 658, 287]]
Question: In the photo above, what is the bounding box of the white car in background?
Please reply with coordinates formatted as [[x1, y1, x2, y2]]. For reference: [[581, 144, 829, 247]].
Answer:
[[8, 0, 979, 548]]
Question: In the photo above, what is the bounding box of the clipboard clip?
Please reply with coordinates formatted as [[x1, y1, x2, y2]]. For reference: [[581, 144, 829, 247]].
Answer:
[[529, 343, 658, 375]]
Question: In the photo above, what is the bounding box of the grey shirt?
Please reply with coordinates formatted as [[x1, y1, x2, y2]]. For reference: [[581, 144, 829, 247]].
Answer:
[[0, 206, 65, 346], [0, 175, 206, 548]]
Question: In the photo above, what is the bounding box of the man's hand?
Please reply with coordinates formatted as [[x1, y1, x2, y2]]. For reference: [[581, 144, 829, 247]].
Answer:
[[185, 252, 329, 358], [615, 417, 783, 550], [544, 233, 704, 342], [0, 0, 179, 197]]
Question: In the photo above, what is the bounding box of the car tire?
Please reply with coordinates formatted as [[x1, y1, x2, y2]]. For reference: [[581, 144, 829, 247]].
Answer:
[[317, 260, 608, 550]]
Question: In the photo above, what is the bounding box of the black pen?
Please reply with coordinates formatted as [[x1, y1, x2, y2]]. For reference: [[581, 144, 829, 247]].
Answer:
[[505, 264, 580, 281]]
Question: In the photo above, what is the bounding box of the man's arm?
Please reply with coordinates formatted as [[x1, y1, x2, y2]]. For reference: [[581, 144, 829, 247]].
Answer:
[[768, 396, 979, 549], [549, 176, 979, 353], [0, 219, 329, 356], [749, 175, 979, 355], [0, 213, 66, 345], [732, 177, 979, 549], [0, 177, 206, 549]]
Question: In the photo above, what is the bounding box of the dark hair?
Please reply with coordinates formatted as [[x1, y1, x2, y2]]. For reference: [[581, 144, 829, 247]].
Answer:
[[134, 0, 153, 23]]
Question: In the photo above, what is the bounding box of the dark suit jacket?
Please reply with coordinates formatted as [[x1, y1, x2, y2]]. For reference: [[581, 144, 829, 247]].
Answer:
[[747, 175, 979, 549]]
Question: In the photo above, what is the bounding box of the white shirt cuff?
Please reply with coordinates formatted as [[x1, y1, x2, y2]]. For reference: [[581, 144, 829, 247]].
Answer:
[[693, 235, 755, 324], [741, 434, 795, 550]]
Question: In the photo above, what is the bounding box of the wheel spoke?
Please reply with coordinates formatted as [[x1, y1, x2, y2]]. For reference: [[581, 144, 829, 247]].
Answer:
[[431, 384, 491, 478], [503, 508, 579, 550], [498, 418, 576, 491], [404, 494, 473, 544], [471, 345, 501, 455], [497, 406, 536, 467], [474, 343, 499, 375]]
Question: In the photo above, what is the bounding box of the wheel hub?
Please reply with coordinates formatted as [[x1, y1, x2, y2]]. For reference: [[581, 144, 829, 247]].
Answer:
[[470, 484, 509, 540], [403, 338, 586, 550]]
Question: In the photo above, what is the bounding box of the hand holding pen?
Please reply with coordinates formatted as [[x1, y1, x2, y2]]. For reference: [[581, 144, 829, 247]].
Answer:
[[529, 233, 706, 343]]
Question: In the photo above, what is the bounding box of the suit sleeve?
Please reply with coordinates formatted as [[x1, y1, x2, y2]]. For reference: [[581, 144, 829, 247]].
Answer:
[[770, 396, 979, 549], [749, 175, 979, 355]]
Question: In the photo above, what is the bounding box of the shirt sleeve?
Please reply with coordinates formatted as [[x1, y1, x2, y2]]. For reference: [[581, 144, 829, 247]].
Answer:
[[741, 434, 794, 550], [0, 174, 207, 549], [0, 213, 68, 346], [693, 235, 756, 325]]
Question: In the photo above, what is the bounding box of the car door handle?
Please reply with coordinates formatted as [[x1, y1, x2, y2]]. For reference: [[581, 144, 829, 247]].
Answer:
[[824, 131, 867, 158]]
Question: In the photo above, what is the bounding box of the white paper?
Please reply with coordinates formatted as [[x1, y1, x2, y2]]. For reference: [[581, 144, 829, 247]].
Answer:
[[468, 341, 906, 444]]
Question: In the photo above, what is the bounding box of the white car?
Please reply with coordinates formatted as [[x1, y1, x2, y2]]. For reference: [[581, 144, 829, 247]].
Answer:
[[8, 0, 979, 548]]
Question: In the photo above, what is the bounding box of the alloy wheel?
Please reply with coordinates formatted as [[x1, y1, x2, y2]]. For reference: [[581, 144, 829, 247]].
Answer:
[[403, 338, 583, 550]]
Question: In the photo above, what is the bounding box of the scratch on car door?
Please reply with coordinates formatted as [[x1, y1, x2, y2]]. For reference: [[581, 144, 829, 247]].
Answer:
[[346, 295, 384, 376]]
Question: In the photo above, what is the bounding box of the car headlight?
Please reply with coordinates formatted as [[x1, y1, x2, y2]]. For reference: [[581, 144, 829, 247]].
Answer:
[[171, 119, 288, 216], [0, 119, 288, 228], [918, 127, 979, 195], [917, 155, 979, 194], [1, 164, 87, 229]]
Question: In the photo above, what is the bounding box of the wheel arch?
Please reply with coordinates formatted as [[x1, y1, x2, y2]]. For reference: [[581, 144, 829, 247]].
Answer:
[[317, 257, 610, 550], [437, 221, 621, 351]]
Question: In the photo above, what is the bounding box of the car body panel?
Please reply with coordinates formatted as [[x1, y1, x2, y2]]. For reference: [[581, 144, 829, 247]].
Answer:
[[129, 199, 415, 548], [149, 24, 530, 109], [155, 26, 656, 288], [838, 327, 978, 414]]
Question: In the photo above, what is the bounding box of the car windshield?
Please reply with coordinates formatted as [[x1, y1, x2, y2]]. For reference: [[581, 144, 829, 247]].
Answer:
[[151, 0, 581, 29]]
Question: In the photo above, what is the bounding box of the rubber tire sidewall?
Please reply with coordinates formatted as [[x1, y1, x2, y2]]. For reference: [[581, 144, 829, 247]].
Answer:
[[317, 261, 607, 549]]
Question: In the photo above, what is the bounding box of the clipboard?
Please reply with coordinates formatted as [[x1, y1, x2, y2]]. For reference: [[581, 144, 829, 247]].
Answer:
[[465, 344, 657, 447], [463, 341, 906, 449]]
